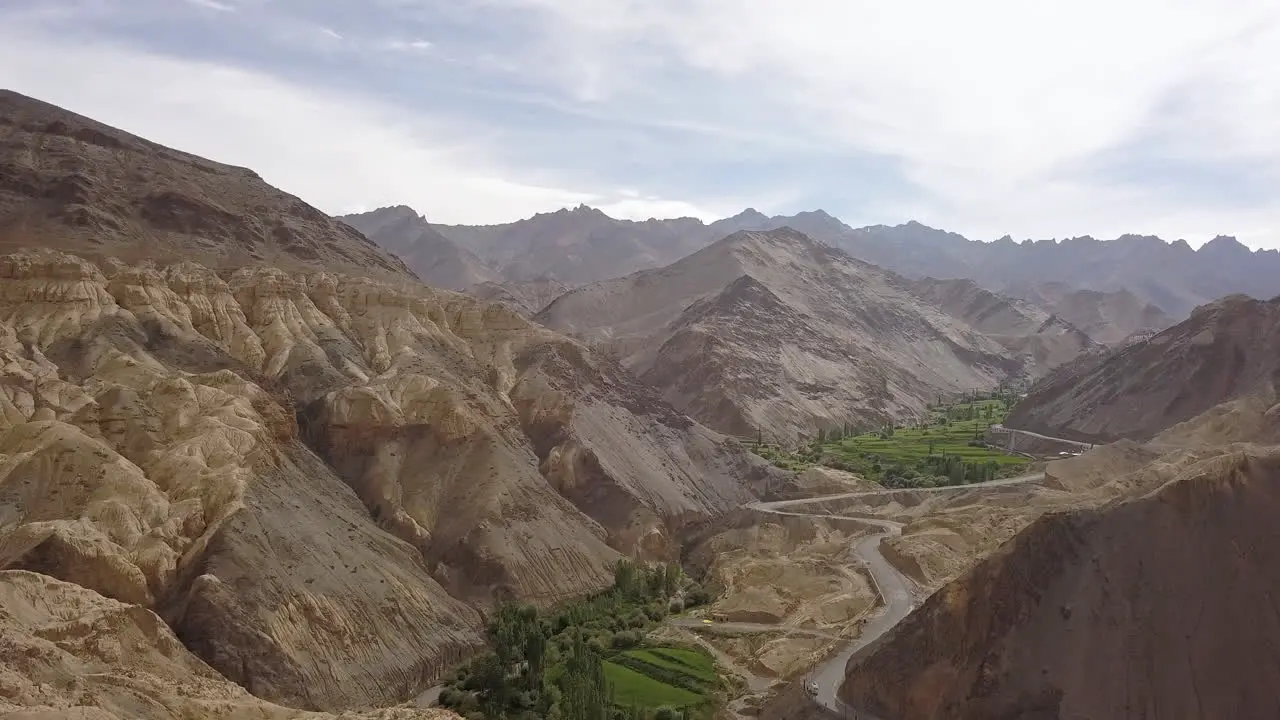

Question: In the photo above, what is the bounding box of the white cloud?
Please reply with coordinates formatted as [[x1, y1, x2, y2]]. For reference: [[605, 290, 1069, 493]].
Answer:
[[385, 38, 433, 52], [3, 0, 1280, 248], [483, 0, 1280, 247], [0, 28, 718, 225], [184, 0, 235, 12]]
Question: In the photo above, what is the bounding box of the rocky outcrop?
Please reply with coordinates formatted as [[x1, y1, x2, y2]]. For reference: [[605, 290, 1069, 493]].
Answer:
[[0, 252, 775, 710], [1007, 294, 1280, 442], [538, 229, 1021, 440], [839, 440, 1280, 720], [0, 91, 413, 282], [341, 206, 496, 291], [0, 570, 463, 720]]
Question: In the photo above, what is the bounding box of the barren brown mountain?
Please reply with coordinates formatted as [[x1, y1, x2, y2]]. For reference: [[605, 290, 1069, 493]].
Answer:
[[839, 399, 1280, 720], [0, 92, 779, 717], [0, 90, 412, 282], [538, 228, 1020, 439], [340, 206, 495, 291], [1007, 294, 1280, 442], [906, 277, 1099, 377], [1008, 281, 1173, 345]]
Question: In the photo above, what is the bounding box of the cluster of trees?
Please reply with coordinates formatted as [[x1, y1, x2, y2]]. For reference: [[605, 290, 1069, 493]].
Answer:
[[939, 402, 1000, 422], [441, 561, 709, 720], [918, 455, 1002, 485]]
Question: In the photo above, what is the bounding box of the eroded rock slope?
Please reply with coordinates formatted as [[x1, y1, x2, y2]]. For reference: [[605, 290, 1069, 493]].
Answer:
[[0, 252, 772, 710], [0, 570, 462, 720]]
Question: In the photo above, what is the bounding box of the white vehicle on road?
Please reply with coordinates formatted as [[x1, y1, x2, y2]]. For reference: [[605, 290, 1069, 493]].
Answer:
[[804, 678, 819, 696]]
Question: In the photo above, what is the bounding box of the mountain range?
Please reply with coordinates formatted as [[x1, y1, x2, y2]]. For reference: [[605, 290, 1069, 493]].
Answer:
[[8, 83, 1280, 720], [348, 204, 1279, 321]]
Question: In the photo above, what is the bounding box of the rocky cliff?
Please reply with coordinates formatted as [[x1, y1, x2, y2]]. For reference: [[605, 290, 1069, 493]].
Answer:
[[538, 229, 1021, 439], [839, 433, 1280, 720], [1007, 294, 1280, 442]]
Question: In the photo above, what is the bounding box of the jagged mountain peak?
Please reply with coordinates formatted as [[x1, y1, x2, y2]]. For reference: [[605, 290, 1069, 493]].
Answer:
[[1199, 234, 1251, 255]]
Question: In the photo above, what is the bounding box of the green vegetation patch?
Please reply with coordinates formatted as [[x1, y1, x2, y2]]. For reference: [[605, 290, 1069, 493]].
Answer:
[[440, 560, 721, 720], [622, 648, 719, 684], [750, 391, 1031, 489], [604, 661, 706, 707]]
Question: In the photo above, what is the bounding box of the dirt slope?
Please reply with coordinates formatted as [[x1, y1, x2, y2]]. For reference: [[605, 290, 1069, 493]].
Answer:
[[538, 228, 1020, 439], [839, 438, 1280, 720], [340, 206, 496, 291], [1007, 294, 1280, 442], [0, 90, 412, 282], [907, 277, 1098, 377]]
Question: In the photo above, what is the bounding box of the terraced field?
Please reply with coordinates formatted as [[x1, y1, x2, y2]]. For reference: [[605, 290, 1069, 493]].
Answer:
[[605, 647, 722, 713]]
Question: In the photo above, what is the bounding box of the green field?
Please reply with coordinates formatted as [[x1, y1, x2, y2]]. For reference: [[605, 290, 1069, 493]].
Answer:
[[752, 395, 1031, 488], [623, 648, 720, 683], [605, 646, 721, 711], [604, 658, 706, 707]]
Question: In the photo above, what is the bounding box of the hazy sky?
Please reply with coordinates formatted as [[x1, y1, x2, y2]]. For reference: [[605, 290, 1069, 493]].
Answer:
[[2, 0, 1279, 248]]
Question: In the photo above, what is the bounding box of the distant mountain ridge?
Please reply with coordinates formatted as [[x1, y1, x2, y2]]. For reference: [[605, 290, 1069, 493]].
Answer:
[[340, 205, 495, 290], [352, 203, 1278, 320]]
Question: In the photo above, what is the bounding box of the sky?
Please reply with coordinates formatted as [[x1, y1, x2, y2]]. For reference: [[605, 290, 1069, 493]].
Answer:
[[2, 0, 1279, 249]]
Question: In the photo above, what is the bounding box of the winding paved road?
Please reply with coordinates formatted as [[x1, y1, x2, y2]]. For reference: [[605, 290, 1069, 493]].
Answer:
[[744, 471, 1045, 717]]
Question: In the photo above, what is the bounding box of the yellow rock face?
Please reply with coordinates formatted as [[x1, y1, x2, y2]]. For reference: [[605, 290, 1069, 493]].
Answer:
[[0, 570, 463, 720], [0, 251, 772, 711]]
